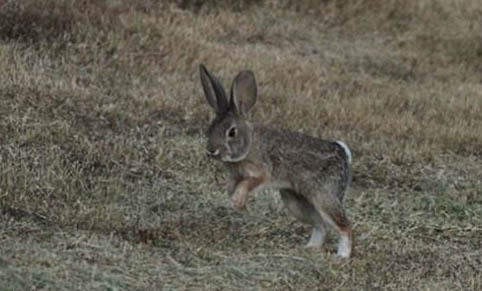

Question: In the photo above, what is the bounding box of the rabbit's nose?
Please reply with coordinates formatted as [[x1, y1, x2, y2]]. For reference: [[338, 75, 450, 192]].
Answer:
[[206, 148, 220, 157]]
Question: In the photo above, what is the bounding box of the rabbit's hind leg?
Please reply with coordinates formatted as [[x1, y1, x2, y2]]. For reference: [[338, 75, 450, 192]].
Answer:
[[310, 195, 353, 258], [305, 224, 327, 248], [279, 189, 327, 248]]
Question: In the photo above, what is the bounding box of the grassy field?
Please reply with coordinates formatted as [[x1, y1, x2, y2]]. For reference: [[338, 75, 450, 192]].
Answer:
[[0, 0, 481, 290]]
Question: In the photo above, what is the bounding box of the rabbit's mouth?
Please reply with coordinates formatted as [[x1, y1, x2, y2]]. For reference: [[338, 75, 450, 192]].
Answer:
[[206, 146, 233, 162], [206, 148, 223, 160], [206, 143, 248, 163], [206, 149, 244, 163]]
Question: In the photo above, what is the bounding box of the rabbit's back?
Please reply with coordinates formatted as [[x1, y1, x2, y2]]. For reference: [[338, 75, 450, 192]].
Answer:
[[253, 125, 351, 202]]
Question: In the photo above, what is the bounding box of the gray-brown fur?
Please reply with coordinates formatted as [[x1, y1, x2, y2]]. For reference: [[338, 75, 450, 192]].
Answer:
[[254, 125, 351, 203], [199, 64, 353, 258]]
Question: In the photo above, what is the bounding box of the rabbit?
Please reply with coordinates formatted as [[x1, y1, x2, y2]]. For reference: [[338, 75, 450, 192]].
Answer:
[[199, 64, 353, 258]]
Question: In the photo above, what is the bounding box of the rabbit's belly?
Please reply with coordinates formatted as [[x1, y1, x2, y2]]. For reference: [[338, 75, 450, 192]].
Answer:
[[264, 179, 293, 191]]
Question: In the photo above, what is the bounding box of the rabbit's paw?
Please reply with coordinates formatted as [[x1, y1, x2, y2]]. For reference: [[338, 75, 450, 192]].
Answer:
[[231, 192, 248, 212]]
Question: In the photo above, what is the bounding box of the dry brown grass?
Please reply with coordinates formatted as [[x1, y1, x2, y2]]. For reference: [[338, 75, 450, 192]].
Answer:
[[1, 0, 481, 290]]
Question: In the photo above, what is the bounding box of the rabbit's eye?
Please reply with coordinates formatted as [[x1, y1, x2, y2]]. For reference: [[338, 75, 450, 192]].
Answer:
[[228, 127, 237, 138]]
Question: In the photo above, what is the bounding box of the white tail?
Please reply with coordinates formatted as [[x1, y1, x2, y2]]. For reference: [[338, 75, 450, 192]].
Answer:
[[336, 141, 352, 164]]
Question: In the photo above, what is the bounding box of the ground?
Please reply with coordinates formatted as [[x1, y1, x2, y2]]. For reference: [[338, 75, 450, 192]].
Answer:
[[0, 0, 481, 290]]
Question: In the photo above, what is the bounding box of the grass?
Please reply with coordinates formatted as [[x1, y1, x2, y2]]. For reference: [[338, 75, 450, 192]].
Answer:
[[0, 0, 481, 290]]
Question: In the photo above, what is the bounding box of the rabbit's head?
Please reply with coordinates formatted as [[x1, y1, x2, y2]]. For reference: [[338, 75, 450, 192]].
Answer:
[[200, 65, 257, 163]]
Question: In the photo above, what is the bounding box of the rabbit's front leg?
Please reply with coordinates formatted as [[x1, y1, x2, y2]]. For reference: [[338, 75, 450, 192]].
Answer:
[[231, 180, 250, 211], [230, 177, 264, 211], [226, 176, 239, 198]]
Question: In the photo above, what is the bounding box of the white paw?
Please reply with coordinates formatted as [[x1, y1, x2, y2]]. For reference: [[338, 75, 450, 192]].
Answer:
[[336, 234, 352, 258], [304, 227, 326, 248]]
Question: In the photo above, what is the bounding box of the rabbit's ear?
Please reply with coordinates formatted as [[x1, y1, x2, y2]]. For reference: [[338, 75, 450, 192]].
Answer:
[[231, 70, 257, 116], [200, 64, 229, 114]]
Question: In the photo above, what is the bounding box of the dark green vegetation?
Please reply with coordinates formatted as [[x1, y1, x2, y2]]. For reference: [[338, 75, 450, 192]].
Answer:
[[0, 0, 481, 290]]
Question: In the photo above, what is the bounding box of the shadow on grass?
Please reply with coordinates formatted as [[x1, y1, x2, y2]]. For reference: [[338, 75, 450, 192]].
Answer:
[[0, 4, 75, 44]]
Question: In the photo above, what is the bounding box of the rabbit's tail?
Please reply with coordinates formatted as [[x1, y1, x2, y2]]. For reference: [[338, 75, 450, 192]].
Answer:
[[335, 141, 352, 164], [335, 141, 352, 199]]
